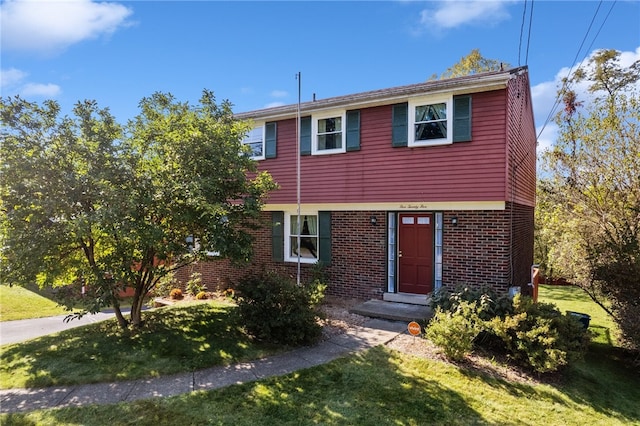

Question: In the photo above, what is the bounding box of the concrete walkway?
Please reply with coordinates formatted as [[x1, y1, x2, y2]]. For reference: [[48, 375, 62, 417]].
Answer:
[[0, 318, 408, 414]]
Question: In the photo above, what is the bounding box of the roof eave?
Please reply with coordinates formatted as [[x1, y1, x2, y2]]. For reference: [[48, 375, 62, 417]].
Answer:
[[235, 66, 526, 122]]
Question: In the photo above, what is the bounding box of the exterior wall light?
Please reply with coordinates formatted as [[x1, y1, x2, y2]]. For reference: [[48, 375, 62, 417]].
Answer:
[[451, 216, 458, 226], [370, 215, 377, 226]]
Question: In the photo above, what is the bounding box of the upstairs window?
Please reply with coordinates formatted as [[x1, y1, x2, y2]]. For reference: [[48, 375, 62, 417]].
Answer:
[[242, 125, 265, 160], [300, 111, 359, 156], [312, 111, 346, 155], [409, 97, 452, 146], [414, 103, 447, 142]]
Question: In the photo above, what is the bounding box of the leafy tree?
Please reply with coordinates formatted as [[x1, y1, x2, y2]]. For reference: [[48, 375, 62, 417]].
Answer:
[[0, 91, 276, 329], [429, 48, 507, 80], [538, 49, 640, 352]]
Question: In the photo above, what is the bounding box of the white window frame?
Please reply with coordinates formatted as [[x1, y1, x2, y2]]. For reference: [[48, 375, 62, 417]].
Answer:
[[284, 212, 319, 264], [242, 123, 265, 160], [408, 95, 453, 147], [311, 109, 346, 155]]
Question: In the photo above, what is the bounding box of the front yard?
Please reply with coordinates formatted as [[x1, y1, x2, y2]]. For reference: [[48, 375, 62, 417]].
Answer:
[[1, 284, 639, 425]]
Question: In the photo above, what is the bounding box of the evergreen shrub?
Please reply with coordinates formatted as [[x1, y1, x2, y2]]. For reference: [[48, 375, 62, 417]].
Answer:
[[236, 270, 326, 346]]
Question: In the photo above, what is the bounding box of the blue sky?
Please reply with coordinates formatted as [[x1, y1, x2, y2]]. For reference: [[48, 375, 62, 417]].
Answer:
[[1, 0, 639, 155]]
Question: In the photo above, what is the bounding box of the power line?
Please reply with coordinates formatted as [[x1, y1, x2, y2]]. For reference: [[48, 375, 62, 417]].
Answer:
[[518, 0, 528, 66], [525, 0, 534, 65], [517, 0, 535, 66]]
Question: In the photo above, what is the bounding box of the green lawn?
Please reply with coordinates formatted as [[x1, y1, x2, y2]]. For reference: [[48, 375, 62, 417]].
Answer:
[[0, 302, 282, 389], [538, 284, 619, 346], [0, 285, 69, 321], [2, 345, 639, 426], [1, 285, 638, 425]]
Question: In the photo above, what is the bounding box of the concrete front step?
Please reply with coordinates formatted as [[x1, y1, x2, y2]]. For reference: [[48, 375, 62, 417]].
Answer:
[[349, 299, 433, 323]]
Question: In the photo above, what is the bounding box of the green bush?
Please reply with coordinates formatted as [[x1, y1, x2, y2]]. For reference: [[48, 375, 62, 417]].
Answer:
[[186, 272, 204, 296], [236, 270, 326, 346], [153, 271, 178, 297], [430, 285, 514, 320], [488, 295, 590, 373], [425, 301, 483, 361], [427, 289, 589, 372]]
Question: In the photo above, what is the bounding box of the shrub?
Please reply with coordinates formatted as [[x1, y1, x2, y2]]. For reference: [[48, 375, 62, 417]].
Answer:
[[186, 272, 204, 296], [195, 291, 208, 300], [169, 288, 183, 299], [488, 295, 590, 373], [430, 285, 513, 320], [236, 270, 326, 345], [425, 301, 483, 361], [427, 288, 589, 372], [153, 272, 178, 297]]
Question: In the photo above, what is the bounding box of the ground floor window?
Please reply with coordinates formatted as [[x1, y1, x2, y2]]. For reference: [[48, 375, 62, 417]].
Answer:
[[285, 213, 318, 262]]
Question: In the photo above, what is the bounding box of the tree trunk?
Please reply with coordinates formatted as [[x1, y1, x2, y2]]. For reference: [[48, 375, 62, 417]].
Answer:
[[112, 302, 129, 329], [129, 278, 149, 328], [130, 294, 144, 328]]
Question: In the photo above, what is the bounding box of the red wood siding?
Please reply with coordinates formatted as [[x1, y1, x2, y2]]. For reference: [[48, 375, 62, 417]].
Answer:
[[258, 90, 509, 204], [506, 72, 537, 207]]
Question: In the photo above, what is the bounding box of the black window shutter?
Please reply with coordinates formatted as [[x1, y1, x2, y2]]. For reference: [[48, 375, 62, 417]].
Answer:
[[452, 95, 472, 142], [346, 110, 361, 152], [271, 211, 284, 262], [391, 103, 408, 147], [318, 211, 331, 265], [265, 122, 277, 158], [300, 116, 312, 156]]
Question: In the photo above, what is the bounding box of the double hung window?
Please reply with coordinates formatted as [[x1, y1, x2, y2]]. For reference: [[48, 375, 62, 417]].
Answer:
[[414, 103, 447, 141], [242, 125, 265, 160], [409, 97, 452, 146], [285, 213, 318, 262], [312, 111, 346, 154]]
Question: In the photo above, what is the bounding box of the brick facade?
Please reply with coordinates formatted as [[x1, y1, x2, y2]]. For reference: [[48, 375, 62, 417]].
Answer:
[[441, 203, 533, 294], [176, 205, 534, 300]]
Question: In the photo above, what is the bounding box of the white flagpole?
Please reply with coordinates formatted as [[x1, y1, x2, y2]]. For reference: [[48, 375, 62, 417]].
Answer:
[[296, 72, 301, 286]]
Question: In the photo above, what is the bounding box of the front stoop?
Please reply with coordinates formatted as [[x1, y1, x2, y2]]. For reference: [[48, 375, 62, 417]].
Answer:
[[349, 299, 433, 323]]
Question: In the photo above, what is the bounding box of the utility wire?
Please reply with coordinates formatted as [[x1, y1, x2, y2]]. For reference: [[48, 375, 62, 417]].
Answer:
[[517, 0, 535, 66], [536, 0, 617, 141], [518, 0, 528, 66], [525, 0, 534, 65]]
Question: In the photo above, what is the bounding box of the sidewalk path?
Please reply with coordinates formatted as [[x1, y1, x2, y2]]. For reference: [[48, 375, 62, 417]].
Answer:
[[0, 318, 407, 414]]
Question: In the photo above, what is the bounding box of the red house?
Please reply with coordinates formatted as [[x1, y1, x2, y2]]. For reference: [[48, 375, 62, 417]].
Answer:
[[180, 66, 536, 304]]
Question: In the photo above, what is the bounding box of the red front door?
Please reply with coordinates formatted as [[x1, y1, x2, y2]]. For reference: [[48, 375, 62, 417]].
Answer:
[[398, 213, 434, 294]]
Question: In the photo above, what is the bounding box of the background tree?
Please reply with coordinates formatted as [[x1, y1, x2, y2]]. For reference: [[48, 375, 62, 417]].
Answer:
[[0, 91, 276, 329], [428, 48, 507, 80], [538, 49, 640, 353]]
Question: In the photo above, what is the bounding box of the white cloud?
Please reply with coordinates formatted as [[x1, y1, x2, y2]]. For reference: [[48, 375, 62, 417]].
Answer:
[[0, 68, 61, 98], [1, 68, 28, 88], [419, 0, 515, 31], [264, 101, 285, 108], [1, 0, 133, 54], [270, 90, 288, 98], [619, 46, 640, 68], [21, 83, 62, 97]]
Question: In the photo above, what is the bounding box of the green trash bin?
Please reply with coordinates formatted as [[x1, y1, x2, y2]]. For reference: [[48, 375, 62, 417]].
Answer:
[[567, 311, 590, 329]]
